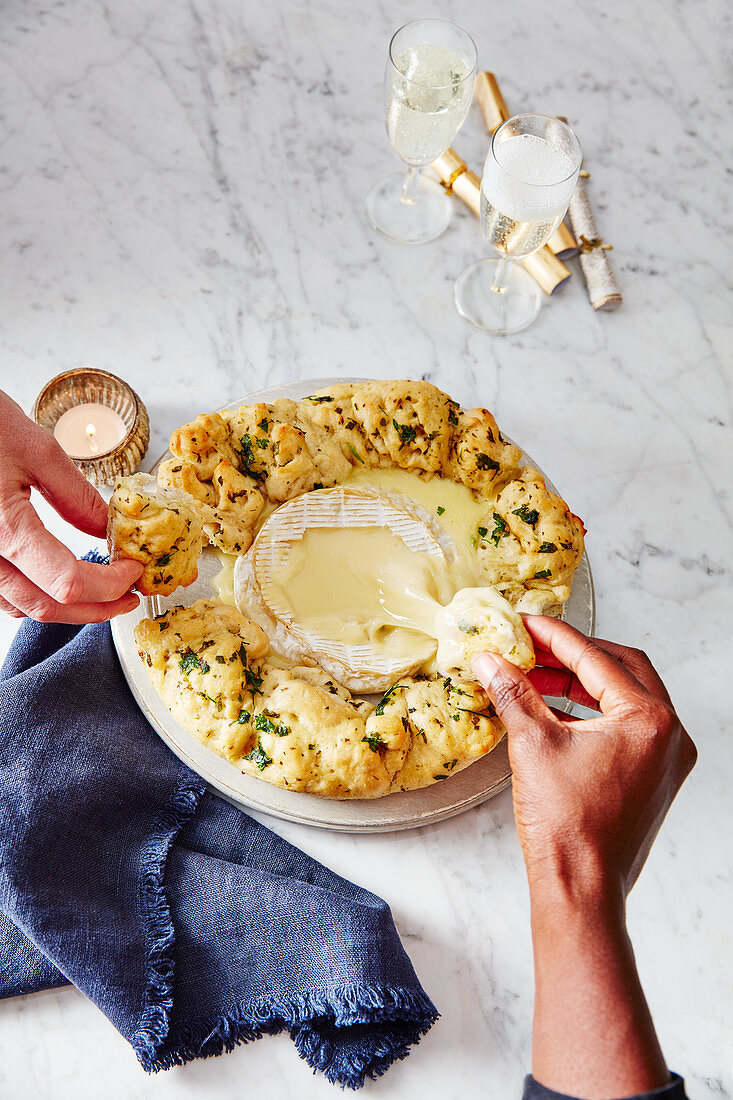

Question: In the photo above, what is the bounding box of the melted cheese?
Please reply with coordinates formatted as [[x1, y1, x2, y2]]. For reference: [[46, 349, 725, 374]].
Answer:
[[269, 525, 442, 667], [212, 552, 236, 606], [217, 472, 529, 687], [434, 586, 535, 676], [265, 520, 532, 680], [345, 467, 491, 580]]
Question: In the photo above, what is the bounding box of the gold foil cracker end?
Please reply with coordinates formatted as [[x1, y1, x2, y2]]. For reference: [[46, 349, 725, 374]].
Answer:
[[475, 72, 510, 134], [579, 235, 613, 254], [443, 165, 467, 194]]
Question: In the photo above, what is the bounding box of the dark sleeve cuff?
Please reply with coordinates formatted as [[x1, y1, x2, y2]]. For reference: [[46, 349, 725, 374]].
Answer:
[[522, 1071, 688, 1100]]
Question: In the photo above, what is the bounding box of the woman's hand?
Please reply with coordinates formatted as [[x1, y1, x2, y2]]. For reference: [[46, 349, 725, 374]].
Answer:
[[0, 391, 142, 624], [472, 617, 696, 1100], [473, 615, 696, 904]]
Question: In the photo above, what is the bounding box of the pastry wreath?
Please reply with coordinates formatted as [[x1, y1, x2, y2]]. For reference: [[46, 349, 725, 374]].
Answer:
[[109, 380, 585, 799]]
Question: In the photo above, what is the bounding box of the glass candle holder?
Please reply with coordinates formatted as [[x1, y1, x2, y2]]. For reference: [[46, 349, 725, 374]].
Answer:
[[33, 368, 149, 487]]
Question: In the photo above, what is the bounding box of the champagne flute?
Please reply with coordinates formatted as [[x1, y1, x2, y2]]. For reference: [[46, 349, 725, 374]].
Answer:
[[454, 114, 582, 334], [366, 19, 477, 244]]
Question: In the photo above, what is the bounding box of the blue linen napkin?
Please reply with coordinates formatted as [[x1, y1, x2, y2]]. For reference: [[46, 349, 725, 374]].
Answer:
[[0, 607, 438, 1087]]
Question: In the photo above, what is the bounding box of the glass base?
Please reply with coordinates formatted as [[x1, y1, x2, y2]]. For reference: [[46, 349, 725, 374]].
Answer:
[[454, 259, 542, 334], [366, 172, 452, 244]]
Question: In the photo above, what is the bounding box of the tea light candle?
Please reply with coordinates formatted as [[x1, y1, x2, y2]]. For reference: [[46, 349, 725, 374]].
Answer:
[[53, 403, 128, 457], [33, 368, 150, 487]]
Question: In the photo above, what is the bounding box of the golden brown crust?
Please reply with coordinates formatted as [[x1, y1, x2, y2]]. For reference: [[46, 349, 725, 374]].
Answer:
[[447, 407, 522, 494], [169, 412, 237, 479], [134, 600, 394, 798], [366, 675, 505, 793], [349, 380, 454, 473], [154, 383, 539, 563], [159, 458, 265, 555], [476, 466, 585, 611], [207, 460, 266, 554], [297, 384, 372, 467], [107, 475, 207, 597], [271, 398, 353, 488], [221, 403, 318, 503]]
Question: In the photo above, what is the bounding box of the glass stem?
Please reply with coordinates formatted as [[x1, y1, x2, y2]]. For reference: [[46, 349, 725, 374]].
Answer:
[[401, 166, 420, 205], [491, 257, 512, 294]]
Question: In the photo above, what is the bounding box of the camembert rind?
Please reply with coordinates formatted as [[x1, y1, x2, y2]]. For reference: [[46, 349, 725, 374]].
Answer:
[[249, 486, 446, 691]]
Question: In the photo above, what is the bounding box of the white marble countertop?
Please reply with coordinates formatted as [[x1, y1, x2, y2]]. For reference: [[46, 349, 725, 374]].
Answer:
[[1, 0, 731, 1096]]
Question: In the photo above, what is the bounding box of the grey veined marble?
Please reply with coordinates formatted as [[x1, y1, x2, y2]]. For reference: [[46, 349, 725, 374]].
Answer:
[[0, 0, 731, 1097]]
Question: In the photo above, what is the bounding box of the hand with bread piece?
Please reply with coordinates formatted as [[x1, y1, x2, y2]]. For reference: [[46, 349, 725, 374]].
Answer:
[[473, 617, 696, 1100], [0, 390, 141, 624]]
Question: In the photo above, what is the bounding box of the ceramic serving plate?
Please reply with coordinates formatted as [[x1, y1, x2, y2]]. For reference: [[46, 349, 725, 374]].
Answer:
[[111, 377, 595, 833]]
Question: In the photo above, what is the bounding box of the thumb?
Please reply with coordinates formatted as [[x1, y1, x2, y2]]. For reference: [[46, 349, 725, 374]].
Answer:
[[472, 652, 555, 734], [33, 433, 109, 538]]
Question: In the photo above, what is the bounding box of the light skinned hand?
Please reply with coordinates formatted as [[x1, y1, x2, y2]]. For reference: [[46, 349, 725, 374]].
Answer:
[[0, 390, 142, 624], [472, 616, 697, 1099]]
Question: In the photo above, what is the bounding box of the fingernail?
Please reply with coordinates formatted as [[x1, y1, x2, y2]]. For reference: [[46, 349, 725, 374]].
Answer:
[[472, 653, 502, 686]]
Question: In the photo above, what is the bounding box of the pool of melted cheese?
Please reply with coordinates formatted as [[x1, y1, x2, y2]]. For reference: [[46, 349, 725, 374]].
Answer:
[[213, 469, 495, 678], [269, 524, 443, 667], [345, 467, 490, 580]]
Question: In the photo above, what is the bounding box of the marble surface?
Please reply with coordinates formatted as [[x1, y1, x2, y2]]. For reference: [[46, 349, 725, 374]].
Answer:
[[1, 0, 731, 1096]]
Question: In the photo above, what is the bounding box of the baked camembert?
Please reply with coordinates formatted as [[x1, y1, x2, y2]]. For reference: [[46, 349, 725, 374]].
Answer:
[[108, 380, 585, 799]]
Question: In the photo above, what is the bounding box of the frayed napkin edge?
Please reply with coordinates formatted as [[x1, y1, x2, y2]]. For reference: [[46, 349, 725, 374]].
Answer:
[[123, 770, 439, 1089], [292, 987, 440, 1089], [130, 773, 208, 1060], [136, 982, 439, 1088]]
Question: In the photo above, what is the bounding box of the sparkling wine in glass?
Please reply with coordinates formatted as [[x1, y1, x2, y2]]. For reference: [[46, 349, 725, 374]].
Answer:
[[454, 114, 581, 334], [366, 19, 477, 244]]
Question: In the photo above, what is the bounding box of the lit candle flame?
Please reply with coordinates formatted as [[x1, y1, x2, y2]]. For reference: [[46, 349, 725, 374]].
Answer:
[[86, 423, 99, 455]]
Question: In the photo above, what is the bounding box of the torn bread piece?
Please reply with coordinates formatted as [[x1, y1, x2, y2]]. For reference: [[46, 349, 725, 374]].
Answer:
[[107, 474, 209, 597], [434, 586, 535, 680]]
